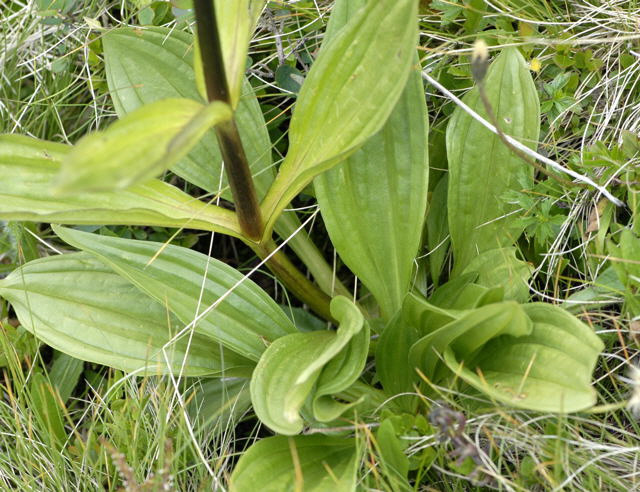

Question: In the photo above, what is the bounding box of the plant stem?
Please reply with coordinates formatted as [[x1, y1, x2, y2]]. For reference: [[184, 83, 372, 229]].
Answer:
[[254, 240, 336, 323], [214, 119, 264, 240], [274, 213, 351, 298], [193, 0, 263, 241], [193, 0, 334, 320]]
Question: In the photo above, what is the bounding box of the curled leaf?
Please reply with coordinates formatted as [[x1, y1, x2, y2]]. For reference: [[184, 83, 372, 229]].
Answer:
[[409, 299, 603, 412], [250, 296, 367, 435]]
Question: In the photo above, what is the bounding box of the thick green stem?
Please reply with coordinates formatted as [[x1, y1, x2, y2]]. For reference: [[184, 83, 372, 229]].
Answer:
[[193, 0, 263, 241], [254, 241, 335, 323]]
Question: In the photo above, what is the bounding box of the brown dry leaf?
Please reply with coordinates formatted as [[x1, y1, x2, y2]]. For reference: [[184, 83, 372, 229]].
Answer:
[[586, 198, 608, 233]]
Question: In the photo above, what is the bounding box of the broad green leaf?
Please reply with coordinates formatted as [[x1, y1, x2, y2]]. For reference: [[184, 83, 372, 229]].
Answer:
[[315, 64, 429, 320], [446, 303, 604, 412], [406, 290, 465, 335], [230, 435, 358, 492], [428, 273, 503, 311], [322, 0, 367, 41], [54, 226, 295, 362], [410, 301, 531, 385], [250, 296, 366, 435], [563, 266, 624, 314], [312, 319, 370, 423], [378, 292, 464, 393], [408, 300, 604, 412], [378, 293, 465, 400], [214, 0, 266, 108], [0, 253, 251, 376], [103, 27, 274, 199], [56, 99, 231, 193], [447, 47, 540, 272], [608, 228, 640, 286], [261, 0, 420, 236], [461, 247, 532, 302], [0, 135, 240, 236]]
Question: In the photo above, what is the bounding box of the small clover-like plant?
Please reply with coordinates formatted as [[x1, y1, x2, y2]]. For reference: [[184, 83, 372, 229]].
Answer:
[[0, 0, 609, 489]]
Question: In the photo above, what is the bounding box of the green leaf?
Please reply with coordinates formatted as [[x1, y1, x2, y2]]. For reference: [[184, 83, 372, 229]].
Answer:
[[407, 289, 465, 333], [322, 0, 367, 40], [409, 300, 604, 412], [376, 419, 410, 489], [29, 373, 66, 450], [53, 226, 295, 362], [230, 435, 358, 492], [447, 303, 604, 412], [214, 0, 265, 108], [315, 64, 429, 320], [376, 307, 421, 407], [275, 64, 305, 94], [563, 266, 624, 314], [0, 324, 39, 368], [0, 135, 240, 236], [261, 0, 420, 235], [461, 247, 532, 302], [103, 27, 274, 199], [607, 229, 640, 317], [312, 318, 370, 423], [428, 273, 501, 311], [250, 296, 366, 435], [447, 47, 540, 272], [410, 301, 530, 385], [426, 175, 450, 285], [102, 26, 342, 295], [49, 352, 84, 404], [0, 253, 251, 376], [608, 229, 640, 286], [56, 99, 231, 193]]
